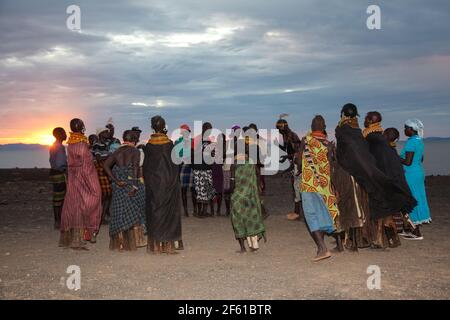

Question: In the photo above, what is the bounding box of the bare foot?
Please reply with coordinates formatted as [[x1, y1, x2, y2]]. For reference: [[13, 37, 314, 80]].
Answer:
[[312, 251, 331, 262]]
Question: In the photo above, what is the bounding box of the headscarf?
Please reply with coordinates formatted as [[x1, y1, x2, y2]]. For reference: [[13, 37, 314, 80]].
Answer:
[[405, 119, 424, 138]]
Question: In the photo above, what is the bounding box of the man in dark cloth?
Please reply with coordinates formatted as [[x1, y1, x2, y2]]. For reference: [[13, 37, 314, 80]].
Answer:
[[49, 127, 68, 229], [363, 112, 417, 247], [103, 130, 147, 251], [92, 128, 113, 225], [143, 115, 183, 254], [275, 116, 303, 220], [335, 103, 415, 249]]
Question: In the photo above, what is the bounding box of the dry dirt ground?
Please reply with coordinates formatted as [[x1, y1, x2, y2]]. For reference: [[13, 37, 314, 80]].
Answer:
[[0, 169, 449, 300]]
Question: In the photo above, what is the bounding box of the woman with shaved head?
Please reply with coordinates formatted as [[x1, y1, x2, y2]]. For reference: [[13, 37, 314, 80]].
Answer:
[[296, 115, 339, 261], [143, 115, 183, 254], [59, 118, 102, 250], [103, 130, 147, 251]]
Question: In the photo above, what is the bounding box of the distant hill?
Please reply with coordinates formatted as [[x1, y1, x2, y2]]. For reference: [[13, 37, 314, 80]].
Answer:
[[397, 137, 450, 143], [423, 137, 450, 142], [0, 144, 49, 151]]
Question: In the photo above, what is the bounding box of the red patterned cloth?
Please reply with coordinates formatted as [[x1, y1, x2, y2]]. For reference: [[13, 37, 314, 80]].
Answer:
[[61, 141, 102, 234]]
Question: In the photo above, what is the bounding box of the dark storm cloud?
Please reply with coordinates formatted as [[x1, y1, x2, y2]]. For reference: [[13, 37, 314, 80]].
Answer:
[[1, 0, 449, 141]]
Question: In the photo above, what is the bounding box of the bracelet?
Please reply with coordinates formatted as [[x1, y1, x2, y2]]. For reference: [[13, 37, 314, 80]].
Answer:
[[230, 178, 235, 180]]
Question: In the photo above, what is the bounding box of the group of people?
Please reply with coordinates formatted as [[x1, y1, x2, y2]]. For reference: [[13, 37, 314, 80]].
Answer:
[[49, 103, 431, 260], [50, 117, 183, 253], [281, 103, 431, 261]]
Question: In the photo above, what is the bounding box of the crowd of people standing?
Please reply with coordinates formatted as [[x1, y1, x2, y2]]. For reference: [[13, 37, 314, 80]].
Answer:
[[48, 103, 431, 260]]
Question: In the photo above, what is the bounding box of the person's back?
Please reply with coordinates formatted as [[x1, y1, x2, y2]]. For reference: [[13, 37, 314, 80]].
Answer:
[[112, 145, 139, 168], [60, 119, 102, 249], [143, 141, 177, 184], [366, 131, 402, 179], [143, 116, 182, 254], [335, 121, 380, 194], [103, 131, 146, 251]]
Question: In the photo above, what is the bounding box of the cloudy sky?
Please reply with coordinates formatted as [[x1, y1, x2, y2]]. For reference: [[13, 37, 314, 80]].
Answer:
[[1, 0, 449, 144]]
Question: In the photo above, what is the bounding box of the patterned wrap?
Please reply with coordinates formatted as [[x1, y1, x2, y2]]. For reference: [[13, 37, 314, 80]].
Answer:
[[231, 162, 266, 239], [300, 132, 339, 228], [95, 160, 112, 196], [50, 171, 66, 207], [193, 169, 215, 202], [109, 165, 146, 236], [180, 164, 193, 188]]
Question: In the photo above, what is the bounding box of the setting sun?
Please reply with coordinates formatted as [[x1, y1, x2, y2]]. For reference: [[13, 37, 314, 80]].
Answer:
[[35, 133, 55, 146]]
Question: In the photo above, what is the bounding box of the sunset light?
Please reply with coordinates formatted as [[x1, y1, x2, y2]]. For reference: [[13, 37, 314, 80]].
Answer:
[[0, 0, 449, 303], [12, 132, 58, 146], [36, 134, 56, 146]]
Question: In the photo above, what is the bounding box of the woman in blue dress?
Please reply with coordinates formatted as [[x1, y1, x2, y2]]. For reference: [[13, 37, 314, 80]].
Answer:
[[400, 119, 431, 240]]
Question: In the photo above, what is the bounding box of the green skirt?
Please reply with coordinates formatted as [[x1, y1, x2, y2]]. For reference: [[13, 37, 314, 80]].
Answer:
[[231, 163, 265, 239]]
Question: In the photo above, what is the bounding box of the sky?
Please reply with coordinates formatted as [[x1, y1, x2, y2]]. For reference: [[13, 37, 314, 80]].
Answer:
[[1, 0, 450, 145]]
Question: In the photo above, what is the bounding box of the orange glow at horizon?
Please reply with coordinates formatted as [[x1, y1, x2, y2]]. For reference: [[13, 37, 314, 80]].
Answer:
[[0, 131, 60, 146], [34, 133, 56, 146]]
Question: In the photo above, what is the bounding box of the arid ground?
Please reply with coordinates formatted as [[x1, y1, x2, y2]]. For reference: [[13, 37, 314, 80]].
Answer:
[[0, 169, 449, 299]]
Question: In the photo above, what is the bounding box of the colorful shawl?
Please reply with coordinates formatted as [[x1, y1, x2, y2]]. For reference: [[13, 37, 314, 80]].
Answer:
[[301, 131, 339, 227]]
